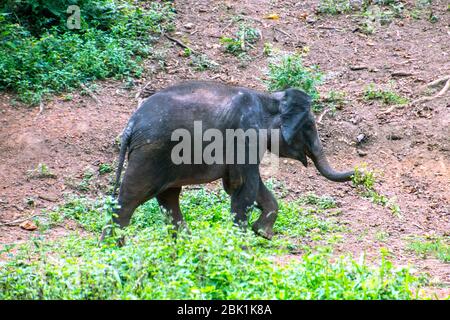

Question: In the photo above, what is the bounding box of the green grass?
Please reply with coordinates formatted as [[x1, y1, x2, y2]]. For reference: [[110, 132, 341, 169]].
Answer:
[[408, 237, 450, 263], [0, 187, 420, 299], [364, 84, 408, 105], [0, 0, 174, 104], [265, 53, 323, 110]]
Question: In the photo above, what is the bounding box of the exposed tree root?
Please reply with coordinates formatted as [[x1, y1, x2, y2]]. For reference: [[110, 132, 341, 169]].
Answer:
[[425, 75, 450, 88], [317, 108, 331, 124], [413, 75, 450, 105], [379, 104, 404, 115]]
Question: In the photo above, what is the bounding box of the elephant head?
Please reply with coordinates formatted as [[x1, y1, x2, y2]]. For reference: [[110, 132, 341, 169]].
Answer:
[[271, 88, 354, 182]]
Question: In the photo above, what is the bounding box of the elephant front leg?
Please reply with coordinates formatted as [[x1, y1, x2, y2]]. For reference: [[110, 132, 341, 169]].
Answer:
[[252, 180, 278, 240], [229, 168, 260, 229]]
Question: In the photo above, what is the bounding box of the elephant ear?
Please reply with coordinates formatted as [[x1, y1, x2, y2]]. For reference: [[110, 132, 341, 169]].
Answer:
[[279, 88, 312, 145]]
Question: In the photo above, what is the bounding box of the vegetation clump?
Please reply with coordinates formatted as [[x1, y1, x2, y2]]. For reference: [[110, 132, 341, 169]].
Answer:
[[220, 24, 260, 57], [0, 0, 174, 104], [27, 163, 57, 179], [408, 237, 450, 263], [352, 164, 401, 217], [266, 53, 323, 110], [0, 188, 419, 299], [364, 84, 409, 105]]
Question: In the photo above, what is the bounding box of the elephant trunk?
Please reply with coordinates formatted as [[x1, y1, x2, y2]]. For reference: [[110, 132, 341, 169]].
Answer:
[[308, 143, 354, 182]]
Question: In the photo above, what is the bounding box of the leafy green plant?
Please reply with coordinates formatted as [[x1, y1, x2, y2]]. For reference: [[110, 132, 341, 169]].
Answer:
[[0, 0, 174, 104], [77, 168, 95, 192], [26, 163, 57, 179], [263, 42, 273, 56], [183, 47, 192, 57], [51, 196, 105, 232], [271, 200, 341, 239], [323, 90, 347, 113], [356, 1, 407, 34], [0, 188, 419, 299], [364, 84, 408, 105], [352, 164, 401, 217], [265, 53, 323, 106], [300, 193, 337, 210], [220, 24, 260, 56], [375, 230, 390, 242], [99, 163, 113, 175], [189, 54, 219, 71]]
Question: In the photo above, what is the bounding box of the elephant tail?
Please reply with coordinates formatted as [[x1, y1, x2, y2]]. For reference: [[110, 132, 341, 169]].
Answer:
[[112, 120, 133, 196]]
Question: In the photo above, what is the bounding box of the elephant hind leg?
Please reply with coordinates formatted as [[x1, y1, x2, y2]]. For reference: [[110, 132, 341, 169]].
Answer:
[[252, 179, 278, 240], [99, 171, 156, 245], [156, 187, 186, 230]]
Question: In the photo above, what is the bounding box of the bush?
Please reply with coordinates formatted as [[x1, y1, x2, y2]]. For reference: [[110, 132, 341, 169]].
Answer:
[[0, 0, 174, 104], [0, 188, 419, 299], [266, 53, 323, 109]]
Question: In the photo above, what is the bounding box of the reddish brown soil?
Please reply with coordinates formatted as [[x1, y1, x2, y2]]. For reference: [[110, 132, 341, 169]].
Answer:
[[0, 0, 449, 297]]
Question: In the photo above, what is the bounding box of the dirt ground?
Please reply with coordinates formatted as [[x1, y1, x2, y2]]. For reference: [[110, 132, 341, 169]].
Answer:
[[0, 0, 449, 297]]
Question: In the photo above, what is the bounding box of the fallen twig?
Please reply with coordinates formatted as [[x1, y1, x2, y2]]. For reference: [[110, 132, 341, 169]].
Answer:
[[80, 83, 100, 104], [317, 26, 344, 32], [274, 27, 292, 39], [136, 81, 154, 100], [164, 34, 197, 54], [0, 214, 46, 227], [391, 71, 414, 77], [379, 104, 405, 115], [37, 101, 44, 116], [413, 223, 424, 230], [221, 20, 234, 33], [317, 108, 331, 124]]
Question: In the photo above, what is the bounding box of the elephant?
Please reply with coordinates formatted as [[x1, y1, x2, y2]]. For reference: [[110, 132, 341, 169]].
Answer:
[[101, 81, 354, 241]]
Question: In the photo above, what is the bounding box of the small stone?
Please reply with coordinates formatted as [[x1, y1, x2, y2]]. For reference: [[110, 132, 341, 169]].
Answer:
[[357, 149, 368, 157], [356, 133, 366, 144], [38, 194, 58, 202], [20, 220, 37, 231], [387, 134, 402, 141], [184, 23, 194, 29], [350, 65, 368, 71]]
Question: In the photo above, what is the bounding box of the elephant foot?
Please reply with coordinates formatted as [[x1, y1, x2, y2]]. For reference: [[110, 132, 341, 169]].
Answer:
[[170, 221, 191, 239], [252, 222, 274, 240], [99, 227, 126, 247]]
